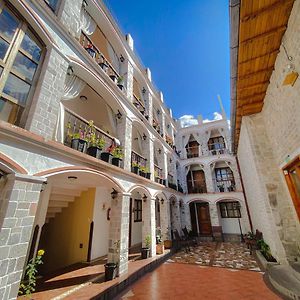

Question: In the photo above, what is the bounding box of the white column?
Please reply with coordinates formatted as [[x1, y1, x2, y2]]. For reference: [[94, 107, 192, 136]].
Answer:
[[162, 149, 168, 184], [117, 116, 132, 172], [142, 197, 156, 257], [160, 198, 171, 241], [120, 59, 134, 103], [107, 192, 131, 276], [144, 90, 153, 124], [204, 164, 214, 192]]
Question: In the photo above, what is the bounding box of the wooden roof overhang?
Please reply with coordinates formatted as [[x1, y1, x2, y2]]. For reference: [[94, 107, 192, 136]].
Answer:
[[230, 0, 295, 152]]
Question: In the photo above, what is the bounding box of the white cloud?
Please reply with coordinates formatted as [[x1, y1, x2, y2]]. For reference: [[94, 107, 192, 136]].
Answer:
[[203, 112, 223, 123], [179, 115, 198, 128]]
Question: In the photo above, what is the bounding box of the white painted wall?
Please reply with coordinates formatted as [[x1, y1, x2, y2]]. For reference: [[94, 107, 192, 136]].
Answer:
[[91, 187, 111, 260], [130, 202, 142, 246], [220, 218, 241, 234]]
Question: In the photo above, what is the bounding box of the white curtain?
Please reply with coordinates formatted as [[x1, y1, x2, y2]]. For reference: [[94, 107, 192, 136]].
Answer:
[[62, 75, 86, 100], [54, 75, 86, 142], [80, 9, 96, 36], [182, 134, 190, 158]]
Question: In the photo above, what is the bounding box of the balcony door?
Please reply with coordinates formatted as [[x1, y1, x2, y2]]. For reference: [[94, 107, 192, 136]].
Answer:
[[186, 141, 199, 158], [284, 157, 300, 221], [187, 169, 206, 193]]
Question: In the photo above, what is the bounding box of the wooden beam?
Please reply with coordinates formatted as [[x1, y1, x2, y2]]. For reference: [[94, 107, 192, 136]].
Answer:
[[241, 0, 294, 22], [238, 80, 269, 91], [239, 50, 279, 65], [240, 25, 287, 44], [238, 92, 265, 101], [238, 67, 274, 80]]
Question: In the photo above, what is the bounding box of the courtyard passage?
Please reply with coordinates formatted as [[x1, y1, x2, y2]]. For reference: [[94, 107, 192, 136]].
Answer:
[[116, 242, 282, 300]]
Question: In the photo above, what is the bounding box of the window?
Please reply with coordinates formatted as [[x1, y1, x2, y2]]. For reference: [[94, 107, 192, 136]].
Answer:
[[44, 0, 59, 12], [219, 202, 241, 218], [208, 136, 225, 151], [0, 3, 43, 125], [134, 199, 142, 222], [215, 167, 234, 182]]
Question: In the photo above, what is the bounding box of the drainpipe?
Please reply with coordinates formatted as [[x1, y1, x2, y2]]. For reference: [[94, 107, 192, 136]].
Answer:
[[236, 156, 253, 232]]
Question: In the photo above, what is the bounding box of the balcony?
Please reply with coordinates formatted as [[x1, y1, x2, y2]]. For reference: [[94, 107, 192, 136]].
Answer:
[[187, 182, 207, 194], [152, 118, 162, 136], [168, 173, 177, 190], [186, 146, 200, 158], [64, 108, 123, 167], [131, 151, 150, 179], [133, 94, 148, 120], [154, 164, 164, 184], [165, 135, 174, 148], [209, 148, 229, 156], [80, 32, 124, 91], [213, 179, 236, 192]]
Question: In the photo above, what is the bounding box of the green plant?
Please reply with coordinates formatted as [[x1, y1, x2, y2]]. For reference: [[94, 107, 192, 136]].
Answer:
[[132, 161, 140, 168], [154, 170, 159, 178], [257, 239, 272, 260], [117, 76, 124, 85], [19, 249, 45, 297], [139, 166, 146, 173], [145, 235, 151, 248], [111, 146, 123, 159], [97, 137, 106, 149]]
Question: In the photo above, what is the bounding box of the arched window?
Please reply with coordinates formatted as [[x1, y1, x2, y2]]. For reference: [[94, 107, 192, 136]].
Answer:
[[0, 3, 43, 125]]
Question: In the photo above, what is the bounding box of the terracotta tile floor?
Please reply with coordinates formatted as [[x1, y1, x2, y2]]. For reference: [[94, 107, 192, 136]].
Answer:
[[116, 263, 282, 300], [170, 242, 260, 271]]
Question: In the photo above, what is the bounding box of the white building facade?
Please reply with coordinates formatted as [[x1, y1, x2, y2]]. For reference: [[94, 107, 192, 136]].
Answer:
[[0, 1, 250, 299]]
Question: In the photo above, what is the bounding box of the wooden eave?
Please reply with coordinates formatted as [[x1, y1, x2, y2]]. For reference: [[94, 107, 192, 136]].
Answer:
[[233, 0, 295, 151]]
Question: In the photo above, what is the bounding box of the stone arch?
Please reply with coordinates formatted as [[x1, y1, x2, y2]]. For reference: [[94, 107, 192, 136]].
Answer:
[[34, 166, 125, 192], [0, 152, 27, 174], [127, 184, 152, 198]]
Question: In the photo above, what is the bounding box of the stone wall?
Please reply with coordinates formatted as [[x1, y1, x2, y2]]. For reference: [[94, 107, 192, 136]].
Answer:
[[237, 0, 300, 262]]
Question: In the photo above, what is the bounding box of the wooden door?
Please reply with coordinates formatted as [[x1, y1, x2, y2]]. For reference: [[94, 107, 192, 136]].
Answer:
[[193, 170, 207, 193], [284, 157, 300, 221], [196, 203, 212, 235], [189, 203, 198, 236]]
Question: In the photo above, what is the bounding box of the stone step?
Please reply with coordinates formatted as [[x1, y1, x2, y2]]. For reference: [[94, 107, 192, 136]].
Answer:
[[267, 264, 300, 299]]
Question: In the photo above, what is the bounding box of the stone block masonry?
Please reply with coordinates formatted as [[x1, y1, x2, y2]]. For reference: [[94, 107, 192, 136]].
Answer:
[[0, 174, 45, 300]]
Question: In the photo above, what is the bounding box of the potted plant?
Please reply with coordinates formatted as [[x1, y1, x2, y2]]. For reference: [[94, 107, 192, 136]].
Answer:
[[70, 128, 88, 153], [156, 230, 164, 255], [132, 162, 139, 174], [111, 147, 123, 167], [219, 184, 225, 192], [117, 76, 125, 90], [105, 241, 119, 281], [139, 166, 146, 178], [99, 59, 109, 73], [87, 134, 105, 159], [109, 73, 118, 84], [145, 166, 151, 179], [141, 235, 151, 259], [100, 146, 113, 163]]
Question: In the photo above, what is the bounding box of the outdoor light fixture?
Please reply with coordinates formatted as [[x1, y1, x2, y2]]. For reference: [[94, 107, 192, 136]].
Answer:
[[160, 198, 164, 205], [167, 124, 170, 129], [169, 158, 172, 163], [157, 109, 160, 115], [142, 133, 147, 140], [158, 148, 162, 154], [111, 188, 118, 199], [40, 182, 47, 192], [120, 54, 125, 62], [67, 66, 74, 76], [68, 176, 77, 182], [82, 0, 88, 8], [142, 194, 147, 202], [80, 95, 87, 101], [142, 87, 146, 94], [116, 110, 122, 119]]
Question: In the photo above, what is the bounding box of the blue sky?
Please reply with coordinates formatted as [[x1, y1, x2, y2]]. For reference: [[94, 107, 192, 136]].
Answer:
[[104, 0, 230, 123]]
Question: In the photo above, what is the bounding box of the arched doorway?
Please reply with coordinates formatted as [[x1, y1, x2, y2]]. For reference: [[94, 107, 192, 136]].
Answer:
[[189, 201, 212, 236]]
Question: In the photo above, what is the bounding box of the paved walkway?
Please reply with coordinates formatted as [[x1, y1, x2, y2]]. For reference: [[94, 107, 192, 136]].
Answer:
[[171, 242, 260, 271], [116, 263, 281, 300]]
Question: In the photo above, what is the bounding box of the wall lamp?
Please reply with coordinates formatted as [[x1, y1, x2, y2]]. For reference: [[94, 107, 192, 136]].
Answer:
[[158, 148, 162, 154], [142, 194, 147, 202], [80, 95, 87, 101], [142, 87, 146, 94], [120, 54, 125, 62], [68, 176, 77, 182], [111, 188, 119, 199], [67, 66, 74, 76], [143, 133, 147, 140], [160, 198, 164, 205], [116, 110, 122, 119]]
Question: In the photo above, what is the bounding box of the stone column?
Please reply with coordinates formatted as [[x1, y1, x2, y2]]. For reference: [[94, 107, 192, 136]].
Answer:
[[142, 197, 156, 257], [162, 150, 168, 184], [25, 47, 69, 139], [159, 198, 171, 241], [183, 203, 192, 231], [0, 174, 45, 300], [209, 202, 222, 240], [161, 112, 166, 139], [204, 164, 214, 193], [141, 136, 154, 180], [107, 192, 131, 276], [144, 90, 153, 125], [116, 116, 132, 172], [121, 60, 134, 103]]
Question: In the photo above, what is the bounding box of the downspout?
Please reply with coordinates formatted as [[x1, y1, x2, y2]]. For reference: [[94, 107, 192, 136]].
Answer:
[[236, 156, 253, 232]]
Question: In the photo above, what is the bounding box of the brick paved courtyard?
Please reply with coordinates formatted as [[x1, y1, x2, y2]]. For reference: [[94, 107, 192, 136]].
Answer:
[[170, 242, 261, 271]]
